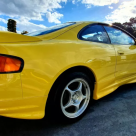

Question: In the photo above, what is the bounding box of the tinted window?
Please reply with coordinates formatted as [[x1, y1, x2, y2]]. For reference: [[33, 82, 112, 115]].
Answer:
[[104, 26, 135, 45], [26, 22, 75, 36], [79, 25, 110, 43]]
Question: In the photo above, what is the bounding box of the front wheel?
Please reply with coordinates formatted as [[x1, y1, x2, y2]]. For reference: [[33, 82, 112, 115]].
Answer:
[[52, 72, 93, 122]]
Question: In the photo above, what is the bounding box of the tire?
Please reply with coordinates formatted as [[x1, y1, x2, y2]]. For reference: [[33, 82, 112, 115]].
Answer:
[[45, 72, 93, 123]]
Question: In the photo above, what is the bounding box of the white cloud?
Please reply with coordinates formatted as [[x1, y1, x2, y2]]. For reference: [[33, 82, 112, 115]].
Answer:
[[46, 12, 63, 24], [74, 0, 119, 7], [0, 25, 7, 31], [72, 0, 76, 4], [106, 0, 136, 23], [0, 18, 7, 31], [0, 0, 68, 32], [0, 0, 67, 21], [0, 18, 7, 23], [72, 0, 81, 4], [16, 18, 47, 32], [109, 6, 113, 9], [0, 17, 46, 33]]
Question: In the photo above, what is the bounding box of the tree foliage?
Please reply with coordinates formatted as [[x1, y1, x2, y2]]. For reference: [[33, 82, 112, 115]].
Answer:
[[21, 31, 28, 35], [7, 19, 17, 33]]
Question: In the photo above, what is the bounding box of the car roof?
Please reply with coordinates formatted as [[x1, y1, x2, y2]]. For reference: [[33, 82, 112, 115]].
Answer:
[[68, 21, 109, 25]]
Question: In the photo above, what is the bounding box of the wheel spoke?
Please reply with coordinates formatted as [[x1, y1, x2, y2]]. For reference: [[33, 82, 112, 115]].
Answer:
[[63, 100, 73, 109], [74, 103, 80, 112], [77, 82, 82, 92], [82, 95, 87, 100], [65, 87, 75, 96], [77, 82, 87, 101]]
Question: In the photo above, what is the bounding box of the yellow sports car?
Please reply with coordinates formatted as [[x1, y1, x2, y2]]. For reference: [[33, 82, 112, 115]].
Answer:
[[0, 21, 136, 122]]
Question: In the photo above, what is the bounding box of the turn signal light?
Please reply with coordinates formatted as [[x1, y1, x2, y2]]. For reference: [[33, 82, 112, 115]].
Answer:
[[0, 55, 24, 73]]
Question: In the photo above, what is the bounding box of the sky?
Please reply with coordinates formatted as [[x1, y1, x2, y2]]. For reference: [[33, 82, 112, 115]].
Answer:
[[0, 0, 136, 33]]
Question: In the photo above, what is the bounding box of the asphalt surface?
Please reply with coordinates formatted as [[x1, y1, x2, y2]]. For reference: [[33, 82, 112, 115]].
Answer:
[[1, 83, 136, 136]]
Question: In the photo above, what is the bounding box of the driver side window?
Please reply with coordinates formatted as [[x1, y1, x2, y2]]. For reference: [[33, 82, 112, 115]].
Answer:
[[79, 24, 110, 44]]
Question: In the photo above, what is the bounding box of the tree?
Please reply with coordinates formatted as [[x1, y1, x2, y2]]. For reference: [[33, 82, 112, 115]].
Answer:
[[21, 31, 28, 35], [7, 19, 17, 33], [112, 22, 125, 29], [130, 17, 136, 31], [123, 22, 132, 28], [130, 17, 136, 24]]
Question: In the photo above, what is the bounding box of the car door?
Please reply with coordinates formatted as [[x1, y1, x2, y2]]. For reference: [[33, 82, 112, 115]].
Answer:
[[79, 24, 117, 97], [103, 25, 136, 84]]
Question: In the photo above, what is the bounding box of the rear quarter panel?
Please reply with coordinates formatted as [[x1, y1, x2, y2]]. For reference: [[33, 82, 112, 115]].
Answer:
[[0, 40, 116, 100]]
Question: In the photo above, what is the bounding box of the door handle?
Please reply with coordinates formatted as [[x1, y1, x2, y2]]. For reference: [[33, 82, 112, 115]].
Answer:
[[117, 50, 124, 55]]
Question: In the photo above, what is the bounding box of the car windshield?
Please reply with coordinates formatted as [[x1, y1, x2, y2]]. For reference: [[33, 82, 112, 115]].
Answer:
[[26, 22, 76, 36]]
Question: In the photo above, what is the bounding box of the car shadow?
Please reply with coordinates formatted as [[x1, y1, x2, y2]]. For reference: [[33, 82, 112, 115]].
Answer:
[[0, 83, 136, 136]]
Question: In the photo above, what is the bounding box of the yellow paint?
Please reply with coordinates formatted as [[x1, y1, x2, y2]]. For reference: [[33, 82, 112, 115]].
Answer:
[[0, 21, 135, 119]]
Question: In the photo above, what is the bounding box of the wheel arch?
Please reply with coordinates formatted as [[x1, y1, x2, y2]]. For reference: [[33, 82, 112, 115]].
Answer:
[[47, 65, 96, 103]]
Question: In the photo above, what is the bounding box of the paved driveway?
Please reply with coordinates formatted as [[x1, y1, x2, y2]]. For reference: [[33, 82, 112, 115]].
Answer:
[[1, 83, 136, 136]]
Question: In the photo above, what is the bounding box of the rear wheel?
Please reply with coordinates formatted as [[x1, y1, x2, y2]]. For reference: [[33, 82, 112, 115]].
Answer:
[[46, 72, 93, 122]]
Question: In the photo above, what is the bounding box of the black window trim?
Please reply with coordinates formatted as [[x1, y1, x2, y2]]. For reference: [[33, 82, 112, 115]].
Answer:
[[78, 22, 136, 45], [77, 23, 111, 44]]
